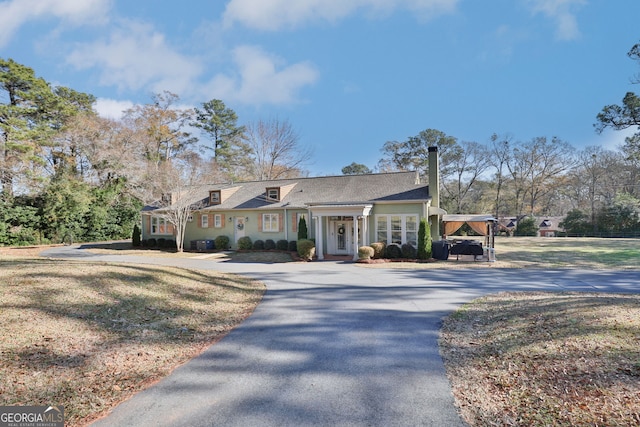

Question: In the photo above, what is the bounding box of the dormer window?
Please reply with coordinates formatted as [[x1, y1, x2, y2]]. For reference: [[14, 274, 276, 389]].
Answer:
[[209, 190, 221, 205], [266, 187, 280, 201]]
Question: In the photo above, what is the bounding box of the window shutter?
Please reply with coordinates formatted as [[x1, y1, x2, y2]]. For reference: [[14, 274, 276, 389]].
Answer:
[[146, 216, 151, 235], [209, 214, 214, 228], [197, 213, 202, 228], [221, 215, 225, 228], [292, 213, 297, 232], [279, 213, 284, 232], [258, 214, 263, 232]]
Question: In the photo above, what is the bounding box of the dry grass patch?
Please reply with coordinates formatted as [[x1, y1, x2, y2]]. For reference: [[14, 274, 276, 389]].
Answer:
[[0, 258, 265, 427], [440, 292, 640, 426]]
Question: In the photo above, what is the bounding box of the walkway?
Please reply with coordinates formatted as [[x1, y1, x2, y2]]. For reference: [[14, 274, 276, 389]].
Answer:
[[40, 246, 640, 427]]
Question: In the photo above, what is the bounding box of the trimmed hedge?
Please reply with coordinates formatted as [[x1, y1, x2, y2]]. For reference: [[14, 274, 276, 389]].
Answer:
[[401, 243, 417, 259], [288, 240, 297, 252], [385, 243, 403, 259], [358, 246, 374, 260], [370, 242, 386, 259], [264, 239, 276, 250], [253, 239, 265, 250], [215, 235, 230, 250], [237, 236, 252, 250], [277, 239, 289, 251], [297, 239, 315, 261]]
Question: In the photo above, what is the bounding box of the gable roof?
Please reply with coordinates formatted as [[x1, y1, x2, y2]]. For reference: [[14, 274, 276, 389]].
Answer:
[[151, 171, 430, 212]]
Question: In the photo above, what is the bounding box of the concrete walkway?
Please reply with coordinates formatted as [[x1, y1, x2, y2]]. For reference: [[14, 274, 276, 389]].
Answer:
[[40, 246, 640, 427]]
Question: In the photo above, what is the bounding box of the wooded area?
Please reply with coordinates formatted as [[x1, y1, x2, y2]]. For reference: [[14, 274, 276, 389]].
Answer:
[[2, 41, 640, 245]]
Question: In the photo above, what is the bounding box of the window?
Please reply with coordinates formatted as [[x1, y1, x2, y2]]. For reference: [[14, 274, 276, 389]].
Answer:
[[214, 214, 223, 228], [375, 214, 419, 246], [209, 191, 221, 205], [262, 213, 279, 232], [151, 216, 171, 235], [266, 187, 280, 201], [201, 214, 209, 228]]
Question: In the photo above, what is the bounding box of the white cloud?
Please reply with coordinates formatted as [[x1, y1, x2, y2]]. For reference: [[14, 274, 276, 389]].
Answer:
[[204, 45, 319, 105], [222, 0, 458, 30], [594, 127, 637, 152], [526, 0, 586, 41], [0, 0, 111, 47], [66, 20, 203, 95], [94, 98, 134, 120]]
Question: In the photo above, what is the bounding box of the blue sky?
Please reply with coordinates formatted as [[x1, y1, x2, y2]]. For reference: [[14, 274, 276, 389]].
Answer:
[[1, 0, 639, 176]]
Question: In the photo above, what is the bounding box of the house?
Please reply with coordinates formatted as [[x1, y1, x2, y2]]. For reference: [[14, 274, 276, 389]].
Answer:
[[141, 147, 444, 260]]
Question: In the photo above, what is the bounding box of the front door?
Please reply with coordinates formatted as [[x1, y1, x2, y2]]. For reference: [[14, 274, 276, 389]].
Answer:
[[331, 221, 352, 255], [234, 217, 245, 246]]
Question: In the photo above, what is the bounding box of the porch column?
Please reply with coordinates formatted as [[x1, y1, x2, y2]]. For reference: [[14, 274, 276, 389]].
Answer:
[[316, 216, 324, 260], [352, 215, 359, 261], [362, 215, 369, 246]]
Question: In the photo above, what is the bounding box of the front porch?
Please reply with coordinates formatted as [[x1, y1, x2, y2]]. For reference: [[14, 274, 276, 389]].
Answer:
[[309, 204, 373, 261]]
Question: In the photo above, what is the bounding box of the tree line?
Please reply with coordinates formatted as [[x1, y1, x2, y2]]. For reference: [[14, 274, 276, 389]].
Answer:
[[0, 58, 311, 245]]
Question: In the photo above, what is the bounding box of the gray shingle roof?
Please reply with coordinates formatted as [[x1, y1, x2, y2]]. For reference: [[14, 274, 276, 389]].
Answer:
[[199, 171, 430, 211]]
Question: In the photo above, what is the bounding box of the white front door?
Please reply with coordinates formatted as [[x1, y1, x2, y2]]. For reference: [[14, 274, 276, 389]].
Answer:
[[234, 217, 245, 245], [331, 221, 353, 255]]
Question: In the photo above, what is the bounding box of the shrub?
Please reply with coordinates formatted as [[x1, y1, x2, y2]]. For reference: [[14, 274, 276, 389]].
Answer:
[[264, 239, 276, 250], [401, 243, 417, 259], [237, 236, 253, 250], [141, 239, 148, 247], [297, 239, 315, 261], [288, 240, 297, 252], [370, 242, 386, 259], [277, 239, 289, 251], [385, 243, 402, 259], [215, 235, 230, 250], [132, 224, 141, 247], [297, 216, 308, 240], [358, 246, 374, 260], [253, 239, 265, 250], [157, 238, 166, 248], [147, 238, 157, 248], [417, 218, 432, 260], [164, 239, 177, 249], [515, 217, 538, 236]]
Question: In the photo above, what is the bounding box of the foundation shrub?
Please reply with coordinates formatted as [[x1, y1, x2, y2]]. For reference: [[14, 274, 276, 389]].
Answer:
[[215, 235, 230, 250], [401, 243, 417, 259], [297, 239, 315, 261], [358, 246, 374, 260], [264, 239, 276, 250], [253, 239, 265, 250], [277, 239, 289, 250], [370, 242, 386, 259], [385, 243, 403, 259], [237, 236, 252, 250], [288, 240, 297, 252]]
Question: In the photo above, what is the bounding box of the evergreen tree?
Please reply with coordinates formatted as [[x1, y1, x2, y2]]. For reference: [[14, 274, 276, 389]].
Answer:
[[417, 218, 432, 259], [298, 216, 308, 240]]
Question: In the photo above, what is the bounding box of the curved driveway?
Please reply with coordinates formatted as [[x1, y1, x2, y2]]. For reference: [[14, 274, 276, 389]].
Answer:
[[41, 246, 640, 427]]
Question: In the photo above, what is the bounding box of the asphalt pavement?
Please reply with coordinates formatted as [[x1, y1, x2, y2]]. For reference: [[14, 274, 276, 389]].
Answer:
[[40, 245, 640, 427]]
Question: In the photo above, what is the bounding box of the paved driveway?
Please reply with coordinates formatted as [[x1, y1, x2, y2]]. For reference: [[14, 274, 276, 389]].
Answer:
[[40, 246, 640, 426]]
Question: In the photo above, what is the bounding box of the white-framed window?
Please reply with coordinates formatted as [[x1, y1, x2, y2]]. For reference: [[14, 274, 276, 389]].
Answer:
[[262, 213, 279, 232], [151, 216, 171, 235], [266, 187, 280, 201], [201, 214, 209, 228], [209, 190, 221, 204], [375, 214, 419, 246], [214, 214, 222, 228]]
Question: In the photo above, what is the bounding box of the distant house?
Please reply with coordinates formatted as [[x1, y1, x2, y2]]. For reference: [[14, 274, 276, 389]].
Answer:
[[497, 216, 565, 237], [537, 217, 565, 237], [141, 148, 445, 260]]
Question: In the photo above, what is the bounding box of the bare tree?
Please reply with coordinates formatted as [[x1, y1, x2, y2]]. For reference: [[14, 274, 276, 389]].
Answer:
[[488, 133, 512, 218], [442, 140, 490, 213], [244, 118, 312, 180]]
